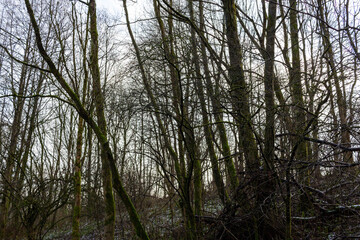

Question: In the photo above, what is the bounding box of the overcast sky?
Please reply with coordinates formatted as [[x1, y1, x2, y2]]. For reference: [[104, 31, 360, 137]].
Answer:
[[97, 0, 147, 18], [97, 0, 122, 15]]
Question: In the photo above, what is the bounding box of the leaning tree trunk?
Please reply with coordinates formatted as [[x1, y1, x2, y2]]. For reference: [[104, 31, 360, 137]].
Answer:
[[24, 1, 149, 239]]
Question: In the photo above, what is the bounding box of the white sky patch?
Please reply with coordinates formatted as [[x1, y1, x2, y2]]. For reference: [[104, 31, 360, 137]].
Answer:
[[97, 0, 122, 16], [97, 0, 148, 21], [95, 0, 152, 47]]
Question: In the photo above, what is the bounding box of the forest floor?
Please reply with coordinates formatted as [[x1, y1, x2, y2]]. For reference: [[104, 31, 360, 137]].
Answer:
[[42, 190, 360, 240], [44, 193, 222, 240]]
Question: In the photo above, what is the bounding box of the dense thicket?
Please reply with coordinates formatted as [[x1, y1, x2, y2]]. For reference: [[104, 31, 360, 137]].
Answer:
[[0, 0, 359, 239]]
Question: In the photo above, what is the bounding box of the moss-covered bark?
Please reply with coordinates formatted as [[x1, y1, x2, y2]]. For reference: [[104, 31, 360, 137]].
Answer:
[[72, 121, 83, 240], [222, 0, 259, 173], [88, 1, 115, 238], [263, 0, 277, 177], [288, 2, 310, 216], [260, 0, 281, 238], [289, 0, 308, 166], [189, 0, 227, 205], [317, 0, 352, 163], [222, 0, 260, 236]]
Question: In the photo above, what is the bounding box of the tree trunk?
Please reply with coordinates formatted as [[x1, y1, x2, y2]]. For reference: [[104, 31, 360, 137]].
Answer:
[[222, 0, 259, 173], [189, 0, 228, 205], [72, 5, 89, 238], [317, 0, 353, 163], [88, 1, 115, 239], [0, 30, 31, 239], [199, 0, 239, 196], [152, 1, 200, 238]]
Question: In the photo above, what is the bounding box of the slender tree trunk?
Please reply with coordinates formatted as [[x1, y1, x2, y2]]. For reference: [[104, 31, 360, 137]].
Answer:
[[72, 112, 84, 240], [317, 0, 353, 163], [222, 0, 259, 173], [289, 0, 307, 160], [289, 0, 309, 214], [72, 5, 89, 239], [257, 1, 280, 238], [222, 0, 260, 237], [189, 0, 227, 205], [263, 0, 277, 182], [88, 1, 115, 239], [151, 1, 199, 238], [0, 31, 31, 239], [199, 0, 238, 196]]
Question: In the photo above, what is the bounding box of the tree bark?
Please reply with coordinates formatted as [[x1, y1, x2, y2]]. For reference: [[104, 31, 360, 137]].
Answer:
[[71, 12, 89, 240], [0, 29, 32, 239], [222, 0, 259, 173], [189, 0, 228, 205], [88, 1, 115, 239], [317, 0, 353, 163]]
